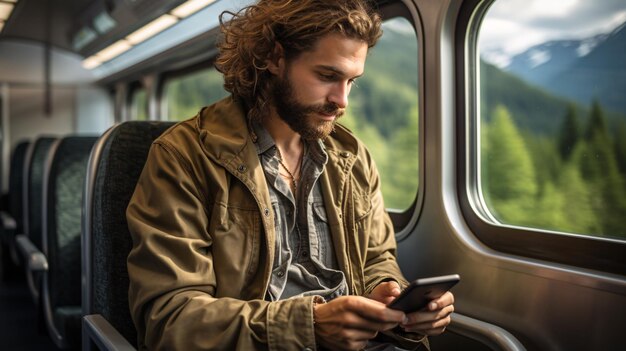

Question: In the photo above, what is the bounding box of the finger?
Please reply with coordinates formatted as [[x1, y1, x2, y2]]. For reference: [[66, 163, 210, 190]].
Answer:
[[402, 314, 452, 334], [341, 328, 379, 341], [428, 291, 455, 311], [382, 281, 402, 297], [340, 309, 400, 332], [368, 281, 402, 304], [403, 305, 454, 326], [347, 297, 406, 324], [417, 325, 448, 336]]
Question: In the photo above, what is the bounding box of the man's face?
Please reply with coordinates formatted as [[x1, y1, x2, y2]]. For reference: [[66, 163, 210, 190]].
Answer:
[[271, 33, 368, 140]]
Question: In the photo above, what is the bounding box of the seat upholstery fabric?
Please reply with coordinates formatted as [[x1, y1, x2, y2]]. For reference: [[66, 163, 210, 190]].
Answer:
[[85, 121, 174, 347], [45, 136, 97, 349]]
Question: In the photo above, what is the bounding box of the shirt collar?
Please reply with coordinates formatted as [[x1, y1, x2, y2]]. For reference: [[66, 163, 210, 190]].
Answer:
[[252, 121, 276, 155], [252, 120, 328, 166]]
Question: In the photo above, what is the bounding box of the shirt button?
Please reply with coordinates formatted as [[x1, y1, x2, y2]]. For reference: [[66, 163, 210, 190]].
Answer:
[[301, 250, 308, 257], [303, 348, 313, 351], [237, 164, 247, 173], [277, 270, 285, 277], [340, 151, 351, 158]]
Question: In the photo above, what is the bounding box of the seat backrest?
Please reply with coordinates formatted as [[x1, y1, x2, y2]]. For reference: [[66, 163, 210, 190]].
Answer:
[[9, 140, 30, 234], [82, 121, 174, 347], [23, 137, 57, 248], [42, 136, 97, 349]]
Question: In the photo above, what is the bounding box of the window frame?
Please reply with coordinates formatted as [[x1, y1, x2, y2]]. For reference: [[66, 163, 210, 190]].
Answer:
[[127, 81, 148, 121], [456, 0, 626, 275], [160, 59, 223, 122], [375, 0, 425, 238]]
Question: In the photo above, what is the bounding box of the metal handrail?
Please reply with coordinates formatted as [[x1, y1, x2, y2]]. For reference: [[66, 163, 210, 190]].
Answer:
[[449, 313, 526, 351]]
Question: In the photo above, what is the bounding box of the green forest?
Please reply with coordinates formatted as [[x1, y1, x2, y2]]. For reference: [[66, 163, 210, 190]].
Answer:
[[482, 102, 626, 239], [480, 56, 626, 240]]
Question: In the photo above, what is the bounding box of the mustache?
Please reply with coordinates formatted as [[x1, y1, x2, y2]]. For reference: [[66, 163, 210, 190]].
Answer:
[[308, 103, 345, 117]]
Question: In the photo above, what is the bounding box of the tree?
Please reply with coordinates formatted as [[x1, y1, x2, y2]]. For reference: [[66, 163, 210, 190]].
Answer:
[[574, 108, 626, 238], [614, 121, 626, 175], [584, 99, 608, 141], [554, 153, 600, 234], [385, 104, 419, 210], [557, 104, 580, 160], [482, 105, 537, 225], [526, 133, 560, 196]]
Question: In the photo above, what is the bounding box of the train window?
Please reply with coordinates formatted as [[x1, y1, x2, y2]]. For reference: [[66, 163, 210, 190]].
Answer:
[[342, 16, 419, 211], [163, 67, 229, 121], [475, 0, 626, 241], [129, 86, 148, 120]]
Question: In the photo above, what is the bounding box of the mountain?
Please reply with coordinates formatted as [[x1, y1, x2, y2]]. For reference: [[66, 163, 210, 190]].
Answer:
[[504, 22, 626, 115], [480, 60, 577, 135], [544, 23, 626, 115], [506, 34, 608, 86]]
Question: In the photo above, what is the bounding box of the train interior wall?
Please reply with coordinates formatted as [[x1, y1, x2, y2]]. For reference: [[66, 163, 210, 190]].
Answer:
[[0, 39, 112, 192]]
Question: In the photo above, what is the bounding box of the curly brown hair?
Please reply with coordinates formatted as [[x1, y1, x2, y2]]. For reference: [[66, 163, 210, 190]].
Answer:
[[215, 0, 382, 123]]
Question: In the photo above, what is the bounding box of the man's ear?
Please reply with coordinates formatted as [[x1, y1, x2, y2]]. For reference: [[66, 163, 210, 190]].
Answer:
[[266, 42, 285, 75]]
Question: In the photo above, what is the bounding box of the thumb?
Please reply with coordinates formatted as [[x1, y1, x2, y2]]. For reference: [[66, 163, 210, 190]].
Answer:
[[383, 281, 402, 297], [370, 281, 402, 303]]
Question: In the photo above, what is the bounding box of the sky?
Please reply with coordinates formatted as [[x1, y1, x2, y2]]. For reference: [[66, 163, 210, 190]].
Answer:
[[479, 0, 626, 67]]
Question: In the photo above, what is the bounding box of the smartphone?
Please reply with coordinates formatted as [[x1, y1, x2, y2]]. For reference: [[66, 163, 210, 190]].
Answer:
[[387, 274, 460, 312]]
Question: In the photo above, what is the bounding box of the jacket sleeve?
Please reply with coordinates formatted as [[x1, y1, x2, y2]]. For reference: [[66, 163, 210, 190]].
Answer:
[[127, 141, 317, 350], [359, 156, 430, 350]]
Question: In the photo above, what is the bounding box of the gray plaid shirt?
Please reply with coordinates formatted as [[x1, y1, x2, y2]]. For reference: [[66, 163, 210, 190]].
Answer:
[[252, 123, 347, 302]]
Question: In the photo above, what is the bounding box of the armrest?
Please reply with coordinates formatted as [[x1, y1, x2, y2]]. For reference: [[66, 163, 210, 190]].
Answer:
[[1, 212, 20, 265], [15, 234, 48, 271], [448, 313, 526, 351], [83, 314, 136, 351], [0, 211, 17, 232]]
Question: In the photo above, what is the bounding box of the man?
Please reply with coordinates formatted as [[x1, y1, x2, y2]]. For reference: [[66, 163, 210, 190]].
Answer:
[[127, 0, 454, 350]]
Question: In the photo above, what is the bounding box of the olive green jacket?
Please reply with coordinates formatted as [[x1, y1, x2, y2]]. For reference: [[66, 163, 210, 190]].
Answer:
[[127, 97, 427, 350]]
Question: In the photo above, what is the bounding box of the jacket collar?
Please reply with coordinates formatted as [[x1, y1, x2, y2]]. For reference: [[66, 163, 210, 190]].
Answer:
[[196, 96, 360, 170]]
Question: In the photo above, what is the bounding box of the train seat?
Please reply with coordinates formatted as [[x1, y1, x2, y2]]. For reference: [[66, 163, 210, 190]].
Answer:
[[15, 136, 58, 302], [39, 136, 98, 349], [0, 140, 30, 278], [82, 121, 174, 351]]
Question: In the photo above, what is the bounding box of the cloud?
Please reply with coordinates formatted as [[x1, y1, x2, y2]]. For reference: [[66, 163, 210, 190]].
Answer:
[[479, 0, 626, 63]]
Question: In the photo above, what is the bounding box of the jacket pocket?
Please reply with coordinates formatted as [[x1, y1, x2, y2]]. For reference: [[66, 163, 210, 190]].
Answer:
[[211, 204, 261, 295], [354, 191, 372, 222]]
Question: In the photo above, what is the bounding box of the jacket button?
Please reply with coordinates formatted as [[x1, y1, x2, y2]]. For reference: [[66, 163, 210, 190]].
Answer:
[[237, 164, 247, 173], [264, 208, 270, 217], [340, 151, 351, 158], [303, 348, 313, 351]]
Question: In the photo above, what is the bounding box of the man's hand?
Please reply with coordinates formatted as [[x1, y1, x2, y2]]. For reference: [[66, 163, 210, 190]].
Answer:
[[368, 281, 455, 336], [313, 296, 406, 350], [367, 280, 402, 305], [401, 291, 455, 336]]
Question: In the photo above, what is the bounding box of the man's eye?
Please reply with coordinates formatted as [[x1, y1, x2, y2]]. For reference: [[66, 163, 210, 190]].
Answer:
[[319, 73, 335, 81]]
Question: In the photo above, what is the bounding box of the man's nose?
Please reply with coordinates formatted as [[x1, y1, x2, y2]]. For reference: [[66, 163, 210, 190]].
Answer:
[[328, 82, 350, 109]]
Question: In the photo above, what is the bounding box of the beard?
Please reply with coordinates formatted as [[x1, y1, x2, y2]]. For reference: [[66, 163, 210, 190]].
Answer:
[[271, 73, 344, 141]]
